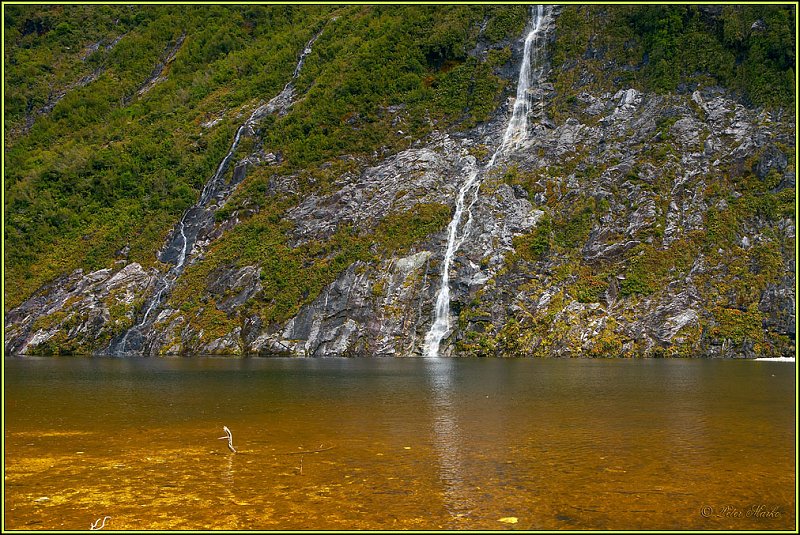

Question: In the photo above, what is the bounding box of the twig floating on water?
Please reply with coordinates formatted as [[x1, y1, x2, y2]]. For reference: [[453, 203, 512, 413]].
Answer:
[[217, 425, 236, 453], [279, 444, 336, 455], [90, 516, 110, 530]]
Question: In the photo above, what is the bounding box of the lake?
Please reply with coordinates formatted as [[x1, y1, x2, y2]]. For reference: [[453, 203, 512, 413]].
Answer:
[[3, 356, 795, 530]]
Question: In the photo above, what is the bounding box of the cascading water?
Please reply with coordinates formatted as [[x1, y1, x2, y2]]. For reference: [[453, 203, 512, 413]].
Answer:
[[176, 219, 188, 269], [110, 29, 324, 355], [199, 28, 321, 207], [423, 5, 553, 358]]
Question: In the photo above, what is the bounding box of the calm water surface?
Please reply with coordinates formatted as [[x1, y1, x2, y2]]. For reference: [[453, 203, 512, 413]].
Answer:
[[4, 357, 795, 530]]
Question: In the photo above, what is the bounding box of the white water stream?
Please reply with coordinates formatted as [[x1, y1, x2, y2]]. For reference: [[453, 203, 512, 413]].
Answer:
[[114, 30, 324, 354], [423, 5, 553, 358]]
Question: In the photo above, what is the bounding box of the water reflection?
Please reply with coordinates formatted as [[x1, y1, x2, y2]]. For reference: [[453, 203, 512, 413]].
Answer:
[[424, 358, 474, 523], [222, 450, 235, 498], [658, 360, 711, 472], [4, 357, 794, 530]]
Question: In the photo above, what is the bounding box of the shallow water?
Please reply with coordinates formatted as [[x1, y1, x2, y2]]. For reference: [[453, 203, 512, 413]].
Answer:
[[4, 356, 795, 530]]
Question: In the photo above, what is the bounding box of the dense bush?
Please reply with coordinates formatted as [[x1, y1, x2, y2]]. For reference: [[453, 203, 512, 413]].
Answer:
[[4, 5, 525, 308], [552, 5, 795, 108]]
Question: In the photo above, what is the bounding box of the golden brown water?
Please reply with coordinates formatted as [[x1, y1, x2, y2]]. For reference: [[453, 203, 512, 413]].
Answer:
[[4, 356, 796, 530]]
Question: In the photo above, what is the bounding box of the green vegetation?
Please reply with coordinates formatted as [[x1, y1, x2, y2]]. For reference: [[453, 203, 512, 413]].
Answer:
[[5, 5, 526, 310], [513, 214, 552, 261], [375, 202, 452, 251], [551, 5, 795, 113], [619, 237, 697, 297], [710, 304, 766, 352], [510, 195, 606, 264], [168, 196, 450, 342], [574, 270, 607, 304], [4, 5, 794, 357], [5, 5, 333, 308]]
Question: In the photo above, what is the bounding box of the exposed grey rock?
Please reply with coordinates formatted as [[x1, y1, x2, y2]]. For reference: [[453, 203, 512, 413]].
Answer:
[[755, 144, 788, 179], [200, 327, 242, 355], [207, 265, 262, 314], [80, 40, 102, 61], [760, 278, 796, 337], [287, 137, 466, 247], [4, 263, 155, 354], [134, 33, 185, 99], [3, 9, 793, 360]]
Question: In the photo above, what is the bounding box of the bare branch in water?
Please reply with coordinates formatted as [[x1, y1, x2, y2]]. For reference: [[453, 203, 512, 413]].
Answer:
[[217, 425, 236, 453], [90, 516, 110, 530], [279, 444, 336, 455]]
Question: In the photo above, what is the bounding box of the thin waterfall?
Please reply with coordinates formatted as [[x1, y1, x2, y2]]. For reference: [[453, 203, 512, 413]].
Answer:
[[423, 164, 480, 359], [199, 28, 322, 208], [198, 124, 249, 206], [176, 219, 188, 270], [423, 5, 552, 358], [110, 29, 324, 355]]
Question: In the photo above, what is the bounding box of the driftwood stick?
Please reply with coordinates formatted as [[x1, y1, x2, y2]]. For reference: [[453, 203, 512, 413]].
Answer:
[[217, 425, 236, 453], [279, 445, 336, 455], [90, 516, 110, 530]]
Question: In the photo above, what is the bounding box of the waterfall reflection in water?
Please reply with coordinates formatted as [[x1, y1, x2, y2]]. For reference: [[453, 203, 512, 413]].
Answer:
[[424, 357, 474, 522], [4, 357, 794, 530]]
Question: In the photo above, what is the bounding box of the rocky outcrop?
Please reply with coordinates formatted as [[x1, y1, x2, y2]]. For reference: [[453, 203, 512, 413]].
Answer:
[[9, 33, 126, 142], [97, 27, 329, 356], [4, 262, 156, 355], [133, 33, 186, 99], [446, 86, 795, 358], [4, 10, 794, 359]]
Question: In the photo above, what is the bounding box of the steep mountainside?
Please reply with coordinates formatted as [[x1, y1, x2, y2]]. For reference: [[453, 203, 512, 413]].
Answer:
[[4, 5, 796, 357]]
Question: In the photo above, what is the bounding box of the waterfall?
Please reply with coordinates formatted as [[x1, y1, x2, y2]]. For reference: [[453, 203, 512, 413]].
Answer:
[[109, 29, 324, 355], [423, 164, 480, 359], [199, 124, 249, 206], [198, 28, 322, 207], [176, 219, 188, 270], [423, 5, 552, 358]]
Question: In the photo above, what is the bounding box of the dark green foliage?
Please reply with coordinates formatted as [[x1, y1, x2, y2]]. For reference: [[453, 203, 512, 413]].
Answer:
[[513, 213, 551, 261], [170, 200, 450, 332], [710, 305, 764, 348], [374, 203, 452, 252], [553, 199, 595, 249], [482, 5, 528, 44], [552, 5, 795, 108], [4, 5, 795, 364], [261, 5, 516, 168], [4, 5, 526, 309], [575, 273, 607, 303]]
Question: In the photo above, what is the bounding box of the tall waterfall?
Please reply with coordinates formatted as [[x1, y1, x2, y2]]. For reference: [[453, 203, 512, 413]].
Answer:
[[423, 5, 552, 358], [110, 29, 323, 355]]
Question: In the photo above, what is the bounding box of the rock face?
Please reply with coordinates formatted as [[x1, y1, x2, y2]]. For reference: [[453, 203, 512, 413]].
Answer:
[[133, 33, 186, 99], [100, 28, 327, 356], [4, 10, 795, 359], [4, 262, 156, 355], [446, 86, 794, 359]]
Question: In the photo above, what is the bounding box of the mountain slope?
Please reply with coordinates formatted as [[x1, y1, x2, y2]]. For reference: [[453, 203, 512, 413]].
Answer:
[[4, 5, 796, 358]]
